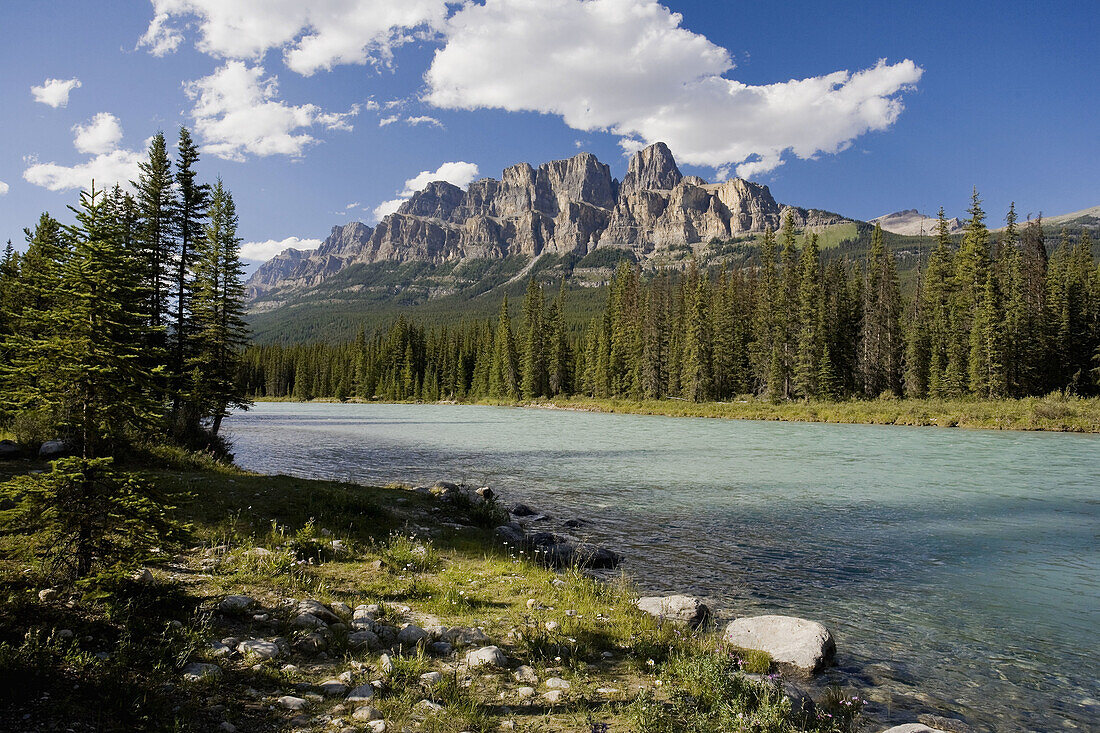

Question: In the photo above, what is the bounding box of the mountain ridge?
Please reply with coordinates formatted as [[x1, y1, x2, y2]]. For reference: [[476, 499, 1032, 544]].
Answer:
[[246, 142, 849, 301]]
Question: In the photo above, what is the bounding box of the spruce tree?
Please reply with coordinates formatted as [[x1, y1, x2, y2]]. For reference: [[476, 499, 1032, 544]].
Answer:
[[520, 277, 546, 399], [794, 233, 824, 398], [860, 224, 904, 397], [489, 297, 518, 399]]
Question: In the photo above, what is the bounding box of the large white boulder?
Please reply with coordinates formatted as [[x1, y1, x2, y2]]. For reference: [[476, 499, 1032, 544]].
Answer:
[[723, 615, 835, 676], [881, 726, 948, 733]]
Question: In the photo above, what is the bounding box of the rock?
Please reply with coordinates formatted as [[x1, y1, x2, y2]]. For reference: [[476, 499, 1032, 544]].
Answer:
[[292, 612, 328, 629], [429, 641, 453, 656], [38, 588, 59, 603], [367, 721, 386, 733], [880, 726, 949, 733], [351, 705, 383, 721], [397, 623, 429, 647], [516, 686, 536, 700], [38, 440, 71, 460], [378, 653, 394, 674], [722, 615, 836, 677], [420, 671, 443, 686], [349, 630, 380, 650], [544, 621, 560, 632], [475, 486, 494, 500], [319, 679, 348, 696], [297, 599, 341, 624], [562, 518, 586, 529], [496, 526, 621, 569], [181, 662, 221, 682], [416, 699, 444, 713], [346, 683, 376, 703], [331, 601, 352, 618], [544, 677, 570, 690], [441, 626, 491, 648], [916, 716, 970, 732], [465, 645, 507, 669], [56, 629, 74, 640], [219, 595, 256, 614], [277, 695, 309, 711], [636, 595, 710, 628], [237, 639, 280, 660], [510, 503, 536, 516], [0, 440, 21, 459], [219, 722, 237, 733], [295, 631, 329, 655], [543, 689, 564, 703], [513, 665, 538, 684]]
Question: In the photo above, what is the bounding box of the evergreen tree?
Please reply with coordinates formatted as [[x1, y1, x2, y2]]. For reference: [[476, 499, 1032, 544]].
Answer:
[[794, 233, 824, 398], [680, 267, 711, 402], [133, 133, 175, 334], [189, 179, 251, 437], [520, 277, 546, 399], [860, 224, 904, 397], [546, 281, 570, 396], [489, 297, 518, 399]]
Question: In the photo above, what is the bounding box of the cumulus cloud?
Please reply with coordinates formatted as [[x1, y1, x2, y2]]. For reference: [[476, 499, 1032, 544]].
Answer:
[[0, 180, 9, 196], [73, 113, 125, 155], [23, 114, 143, 192], [24, 150, 145, 192], [240, 236, 322, 261], [140, 0, 448, 75], [31, 77, 82, 108], [185, 61, 358, 161], [372, 160, 479, 221], [425, 0, 922, 176]]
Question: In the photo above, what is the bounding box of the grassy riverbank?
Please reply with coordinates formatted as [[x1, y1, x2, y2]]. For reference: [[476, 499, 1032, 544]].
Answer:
[[0, 450, 878, 732], [254, 393, 1100, 433]]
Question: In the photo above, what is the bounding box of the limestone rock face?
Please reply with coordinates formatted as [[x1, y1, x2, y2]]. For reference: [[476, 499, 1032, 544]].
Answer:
[[246, 142, 854, 301], [722, 615, 836, 677]]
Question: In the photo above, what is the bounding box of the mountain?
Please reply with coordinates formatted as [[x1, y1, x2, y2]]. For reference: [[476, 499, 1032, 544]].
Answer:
[[246, 143, 850, 304], [869, 209, 962, 236]]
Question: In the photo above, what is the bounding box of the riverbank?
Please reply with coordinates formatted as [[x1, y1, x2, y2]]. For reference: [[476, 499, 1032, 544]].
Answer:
[[252, 393, 1100, 433], [0, 451, 958, 732]]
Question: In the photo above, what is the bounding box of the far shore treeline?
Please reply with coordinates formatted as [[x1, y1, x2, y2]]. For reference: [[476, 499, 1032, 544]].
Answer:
[[0, 127, 250, 578], [241, 195, 1099, 404]]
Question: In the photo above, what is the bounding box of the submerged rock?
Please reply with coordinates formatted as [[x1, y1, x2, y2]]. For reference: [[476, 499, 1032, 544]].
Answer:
[[495, 525, 621, 569], [636, 594, 710, 628], [722, 615, 836, 677]]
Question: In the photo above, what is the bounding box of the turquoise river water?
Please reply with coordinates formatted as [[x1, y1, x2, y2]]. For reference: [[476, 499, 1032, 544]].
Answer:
[[225, 402, 1100, 731]]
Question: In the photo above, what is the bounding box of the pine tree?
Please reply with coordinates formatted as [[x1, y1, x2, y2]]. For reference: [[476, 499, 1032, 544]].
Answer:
[[133, 133, 175, 334], [751, 226, 779, 396], [171, 127, 211, 426], [189, 179, 251, 437], [489, 297, 518, 399], [546, 281, 570, 396], [860, 224, 904, 397], [794, 233, 824, 398], [680, 268, 711, 402], [520, 277, 546, 399]]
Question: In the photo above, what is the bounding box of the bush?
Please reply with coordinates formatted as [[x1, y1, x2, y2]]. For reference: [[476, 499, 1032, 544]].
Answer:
[[10, 409, 55, 450], [380, 532, 440, 573]]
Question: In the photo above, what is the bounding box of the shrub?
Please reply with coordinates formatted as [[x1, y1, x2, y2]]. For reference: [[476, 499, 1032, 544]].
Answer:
[[380, 532, 440, 573]]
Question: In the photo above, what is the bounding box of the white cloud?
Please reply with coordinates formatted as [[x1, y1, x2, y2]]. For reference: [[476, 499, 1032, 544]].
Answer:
[[379, 114, 400, 127], [425, 0, 922, 176], [372, 160, 480, 221], [0, 180, 9, 196], [31, 77, 82, 108], [23, 149, 144, 192], [73, 113, 125, 155], [140, 0, 448, 75], [406, 115, 443, 129], [184, 61, 358, 161], [240, 236, 322, 261]]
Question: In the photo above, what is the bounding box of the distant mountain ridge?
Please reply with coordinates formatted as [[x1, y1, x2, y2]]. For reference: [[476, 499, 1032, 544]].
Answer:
[[246, 142, 849, 301], [870, 209, 963, 236]]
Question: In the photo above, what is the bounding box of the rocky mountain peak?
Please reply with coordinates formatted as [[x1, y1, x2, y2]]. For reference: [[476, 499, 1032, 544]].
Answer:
[[621, 142, 682, 194]]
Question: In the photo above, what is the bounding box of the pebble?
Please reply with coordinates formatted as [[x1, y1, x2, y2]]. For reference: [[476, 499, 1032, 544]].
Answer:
[[351, 706, 383, 722], [516, 686, 536, 699]]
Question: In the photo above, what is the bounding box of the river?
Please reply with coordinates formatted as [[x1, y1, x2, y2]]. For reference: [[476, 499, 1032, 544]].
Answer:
[[225, 402, 1100, 731]]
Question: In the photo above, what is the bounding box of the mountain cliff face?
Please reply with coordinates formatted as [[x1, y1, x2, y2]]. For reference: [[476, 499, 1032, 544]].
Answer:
[[247, 143, 848, 300], [870, 209, 963, 237]]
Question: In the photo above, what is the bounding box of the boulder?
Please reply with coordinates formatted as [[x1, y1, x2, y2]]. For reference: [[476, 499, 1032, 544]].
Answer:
[[219, 595, 256, 614], [881, 726, 948, 733], [510, 503, 536, 516], [277, 695, 309, 711], [0, 440, 21, 459], [636, 595, 710, 628], [318, 679, 348, 696], [182, 662, 221, 682], [351, 705, 383, 721], [297, 599, 341, 624], [513, 665, 538, 684], [397, 623, 429, 647], [349, 630, 380, 650], [465, 645, 508, 669], [237, 639, 280, 660], [38, 440, 71, 460], [722, 615, 835, 677], [496, 526, 621, 569], [347, 683, 376, 703], [544, 677, 570, 690], [420, 671, 443, 686], [441, 626, 491, 648], [292, 613, 328, 629]]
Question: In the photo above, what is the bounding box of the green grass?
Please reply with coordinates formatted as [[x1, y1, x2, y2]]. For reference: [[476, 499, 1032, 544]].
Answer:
[[0, 453, 873, 732]]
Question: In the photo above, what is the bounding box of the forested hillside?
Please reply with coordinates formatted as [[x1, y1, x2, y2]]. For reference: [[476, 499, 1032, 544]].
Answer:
[[241, 197, 1100, 403]]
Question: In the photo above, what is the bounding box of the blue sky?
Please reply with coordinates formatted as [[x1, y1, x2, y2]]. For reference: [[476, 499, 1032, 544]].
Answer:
[[1, 0, 1096, 267]]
